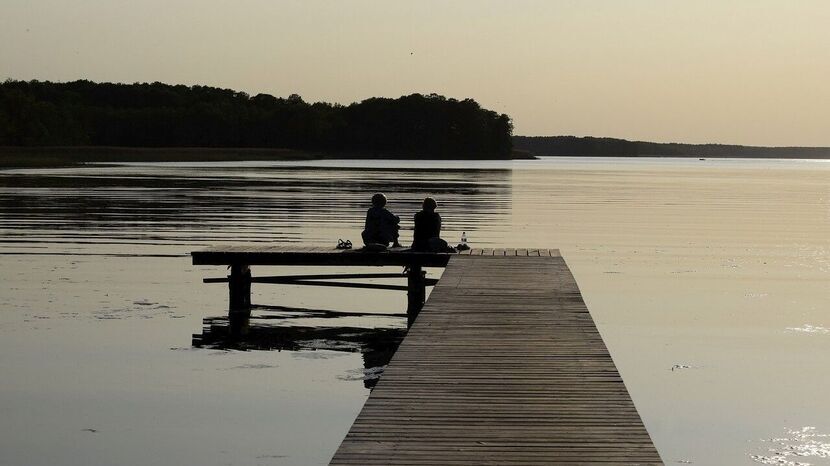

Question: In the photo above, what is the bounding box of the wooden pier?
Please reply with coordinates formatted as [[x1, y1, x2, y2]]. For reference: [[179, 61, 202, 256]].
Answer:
[[191, 246, 662, 464]]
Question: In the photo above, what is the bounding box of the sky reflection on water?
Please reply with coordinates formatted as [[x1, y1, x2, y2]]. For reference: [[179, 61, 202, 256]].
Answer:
[[1, 158, 829, 465]]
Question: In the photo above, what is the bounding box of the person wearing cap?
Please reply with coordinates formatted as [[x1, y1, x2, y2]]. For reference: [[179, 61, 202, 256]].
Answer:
[[361, 193, 401, 247]]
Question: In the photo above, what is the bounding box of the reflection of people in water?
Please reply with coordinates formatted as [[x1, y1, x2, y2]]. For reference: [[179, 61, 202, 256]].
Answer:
[[412, 197, 452, 252], [361, 193, 401, 247]]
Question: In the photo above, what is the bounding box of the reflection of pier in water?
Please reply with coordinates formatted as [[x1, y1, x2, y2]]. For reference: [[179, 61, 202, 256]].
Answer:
[[192, 306, 407, 389]]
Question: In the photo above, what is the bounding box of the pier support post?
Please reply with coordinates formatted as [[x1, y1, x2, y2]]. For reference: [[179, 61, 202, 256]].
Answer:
[[228, 263, 251, 315], [407, 265, 426, 328]]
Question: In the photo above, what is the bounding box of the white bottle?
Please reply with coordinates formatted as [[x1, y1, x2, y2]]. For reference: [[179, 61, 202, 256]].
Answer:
[[461, 231, 467, 245]]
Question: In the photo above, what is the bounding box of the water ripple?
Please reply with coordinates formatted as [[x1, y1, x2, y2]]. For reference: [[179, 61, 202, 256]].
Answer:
[[751, 427, 830, 465], [787, 325, 830, 335]]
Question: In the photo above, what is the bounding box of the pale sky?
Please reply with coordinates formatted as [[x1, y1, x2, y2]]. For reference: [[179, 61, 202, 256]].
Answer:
[[1, 0, 829, 146]]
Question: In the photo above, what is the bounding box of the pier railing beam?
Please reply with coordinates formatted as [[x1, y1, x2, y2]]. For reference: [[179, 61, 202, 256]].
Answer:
[[228, 263, 251, 315], [407, 265, 426, 328]]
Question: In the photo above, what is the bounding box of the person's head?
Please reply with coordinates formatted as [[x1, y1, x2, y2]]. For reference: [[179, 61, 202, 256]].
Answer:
[[422, 197, 437, 212], [371, 193, 387, 208]]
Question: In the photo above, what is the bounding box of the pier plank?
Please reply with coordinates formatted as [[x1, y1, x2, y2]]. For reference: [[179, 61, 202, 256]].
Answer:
[[330, 254, 661, 465]]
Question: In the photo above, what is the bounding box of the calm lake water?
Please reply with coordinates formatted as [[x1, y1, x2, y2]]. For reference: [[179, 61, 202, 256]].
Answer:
[[1, 157, 829, 465]]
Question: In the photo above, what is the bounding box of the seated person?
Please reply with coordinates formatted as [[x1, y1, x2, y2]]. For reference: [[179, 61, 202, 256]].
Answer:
[[411, 197, 452, 252], [361, 193, 401, 247]]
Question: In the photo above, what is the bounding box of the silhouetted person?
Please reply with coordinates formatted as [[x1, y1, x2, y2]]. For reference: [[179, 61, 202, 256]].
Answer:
[[412, 197, 452, 252], [361, 193, 401, 247]]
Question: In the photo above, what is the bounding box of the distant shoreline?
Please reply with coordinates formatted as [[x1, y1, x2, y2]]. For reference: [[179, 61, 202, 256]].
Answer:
[[0, 146, 533, 168], [512, 136, 830, 159]]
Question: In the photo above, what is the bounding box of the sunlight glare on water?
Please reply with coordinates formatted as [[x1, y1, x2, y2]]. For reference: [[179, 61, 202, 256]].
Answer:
[[751, 427, 830, 466]]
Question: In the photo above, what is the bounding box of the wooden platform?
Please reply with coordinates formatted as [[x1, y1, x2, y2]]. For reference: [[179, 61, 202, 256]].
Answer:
[[330, 253, 662, 465]]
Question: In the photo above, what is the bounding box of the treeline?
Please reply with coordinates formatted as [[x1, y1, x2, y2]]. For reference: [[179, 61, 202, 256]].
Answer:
[[0, 80, 513, 158], [513, 136, 830, 159]]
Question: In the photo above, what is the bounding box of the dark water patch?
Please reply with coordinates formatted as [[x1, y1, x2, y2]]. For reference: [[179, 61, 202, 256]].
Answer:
[[193, 311, 406, 389], [255, 304, 405, 319]]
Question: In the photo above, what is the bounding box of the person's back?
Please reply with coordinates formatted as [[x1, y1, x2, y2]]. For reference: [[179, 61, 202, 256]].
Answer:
[[361, 193, 401, 247], [411, 197, 443, 251]]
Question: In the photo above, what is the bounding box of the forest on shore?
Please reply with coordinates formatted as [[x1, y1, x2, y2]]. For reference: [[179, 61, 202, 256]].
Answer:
[[0, 80, 513, 159], [3, 80, 828, 165], [513, 136, 830, 159]]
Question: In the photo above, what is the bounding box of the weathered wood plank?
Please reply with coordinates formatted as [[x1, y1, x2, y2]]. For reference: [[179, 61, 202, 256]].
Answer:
[[330, 254, 661, 465], [192, 246, 453, 267]]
